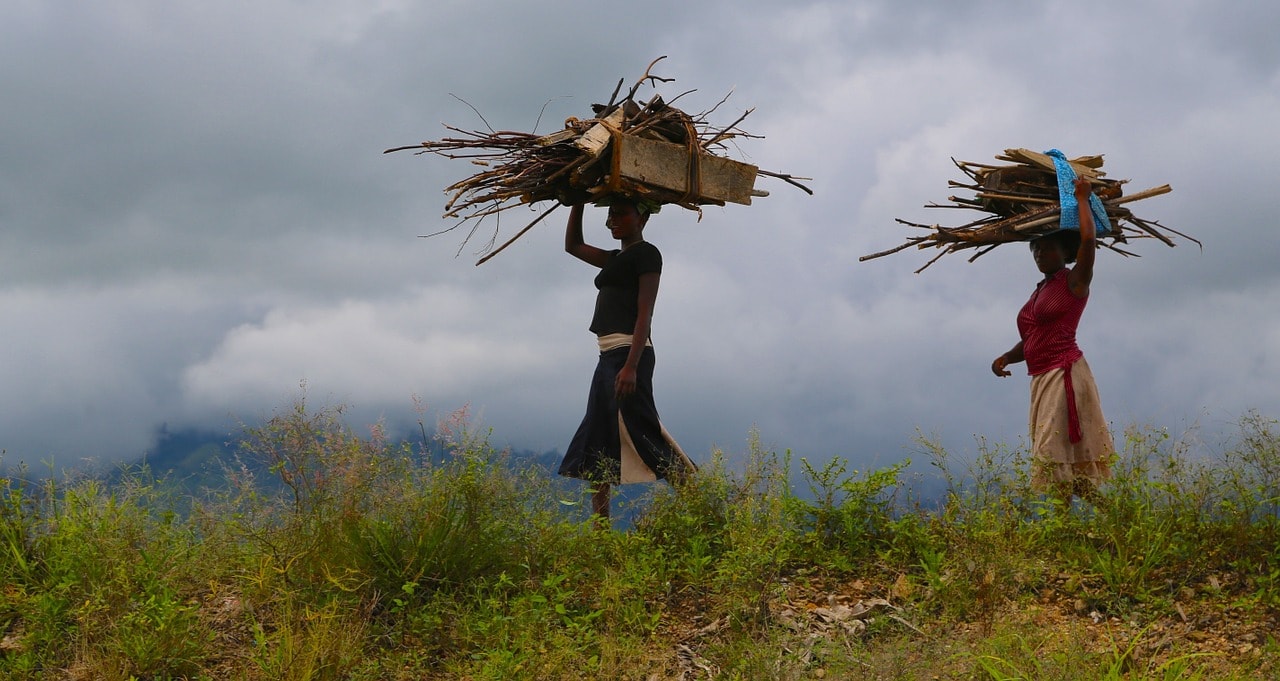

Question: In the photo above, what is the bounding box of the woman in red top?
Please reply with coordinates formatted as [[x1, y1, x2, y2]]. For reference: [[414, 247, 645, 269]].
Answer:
[[992, 177, 1114, 500]]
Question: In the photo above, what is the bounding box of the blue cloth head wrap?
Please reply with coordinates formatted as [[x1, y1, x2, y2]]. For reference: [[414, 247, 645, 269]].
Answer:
[[1045, 148, 1112, 235]]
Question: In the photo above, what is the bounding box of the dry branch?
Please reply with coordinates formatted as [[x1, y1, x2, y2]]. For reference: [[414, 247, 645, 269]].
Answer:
[[388, 58, 812, 265], [860, 148, 1197, 272]]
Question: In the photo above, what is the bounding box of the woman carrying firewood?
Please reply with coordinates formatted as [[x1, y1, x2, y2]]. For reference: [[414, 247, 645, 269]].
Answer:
[[559, 199, 695, 522], [991, 177, 1114, 502]]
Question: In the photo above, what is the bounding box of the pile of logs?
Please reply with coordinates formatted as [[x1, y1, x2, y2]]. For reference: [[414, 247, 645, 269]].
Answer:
[[386, 57, 811, 265], [860, 148, 1197, 273]]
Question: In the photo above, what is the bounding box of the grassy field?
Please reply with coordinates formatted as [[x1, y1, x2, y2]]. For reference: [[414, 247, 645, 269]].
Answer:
[[1, 401, 1277, 680]]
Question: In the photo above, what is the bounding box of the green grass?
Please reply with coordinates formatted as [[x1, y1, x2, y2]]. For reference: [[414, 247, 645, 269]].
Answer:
[[0, 402, 1276, 679]]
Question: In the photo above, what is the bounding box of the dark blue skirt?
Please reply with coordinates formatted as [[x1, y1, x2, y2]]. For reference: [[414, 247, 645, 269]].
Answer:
[[559, 345, 688, 484]]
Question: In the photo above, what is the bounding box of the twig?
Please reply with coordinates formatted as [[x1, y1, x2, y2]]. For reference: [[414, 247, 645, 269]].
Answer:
[[858, 238, 928, 261], [449, 93, 495, 134], [532, 95, 571, 134], [602, 78, 625, 112], [703, 108, 755, 147], [474, 204, 560, 266], [755, 169, 814, 195], [625, 55, 673, 101], [966, 243, 1000, 262], [914, 245, 954, 274]]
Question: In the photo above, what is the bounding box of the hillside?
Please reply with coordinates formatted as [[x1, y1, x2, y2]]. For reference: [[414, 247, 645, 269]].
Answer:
[[0, 403, 1276, 679]]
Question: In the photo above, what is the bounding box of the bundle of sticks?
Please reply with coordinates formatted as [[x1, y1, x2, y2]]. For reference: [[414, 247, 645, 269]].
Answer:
[[386, 57, 812, 265], [860, 148, 1197, 273]]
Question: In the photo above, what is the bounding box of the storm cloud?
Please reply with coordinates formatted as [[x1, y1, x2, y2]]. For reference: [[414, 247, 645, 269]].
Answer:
[[2, 1, 1276, 472]]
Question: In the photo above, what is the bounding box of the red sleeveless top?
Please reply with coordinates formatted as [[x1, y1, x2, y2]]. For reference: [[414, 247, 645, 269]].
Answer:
[[1017, 268, 1086, 375], [1017, 267, 1089, 442]]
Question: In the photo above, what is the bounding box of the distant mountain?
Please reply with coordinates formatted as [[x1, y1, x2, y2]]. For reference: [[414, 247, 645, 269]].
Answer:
[[117, 425, 566, 495], [116, 426, 238, 492], [109, 427, 662, 526], [101, 428, 942, 527]]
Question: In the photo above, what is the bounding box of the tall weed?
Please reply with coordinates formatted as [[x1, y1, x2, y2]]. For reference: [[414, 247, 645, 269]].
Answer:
[[788, 455, 906, 568], [0, 466, 214, 678]]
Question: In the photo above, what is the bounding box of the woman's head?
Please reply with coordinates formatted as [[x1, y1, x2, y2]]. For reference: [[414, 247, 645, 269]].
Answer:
[[599, 196, 660, 221], [607, 199, 648, 223], [603, 196, 662, 241], [1030, 230, 1080, 273], [605, 199, 651, 244]]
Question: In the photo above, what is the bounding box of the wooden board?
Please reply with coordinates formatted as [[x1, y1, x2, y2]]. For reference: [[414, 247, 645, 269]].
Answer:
[[534, 129, 577, 146], [1000, 148, 1104, 179], [611, 133, 759, 205], [572, 108, 625, 157]]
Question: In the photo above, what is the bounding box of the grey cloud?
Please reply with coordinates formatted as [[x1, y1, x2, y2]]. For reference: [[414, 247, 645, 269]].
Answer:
[[1, 0, 1275, 471]]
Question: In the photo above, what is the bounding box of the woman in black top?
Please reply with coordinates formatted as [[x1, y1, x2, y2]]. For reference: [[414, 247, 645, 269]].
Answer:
[[559, 199, 693, 521]]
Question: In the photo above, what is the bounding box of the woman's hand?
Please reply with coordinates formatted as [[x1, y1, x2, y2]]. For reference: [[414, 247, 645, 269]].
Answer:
[[614, 364, 638, 400], [1073, 176, 1092, 201], [991, 354, 1013, 377], [994, 343, 1023, 377]]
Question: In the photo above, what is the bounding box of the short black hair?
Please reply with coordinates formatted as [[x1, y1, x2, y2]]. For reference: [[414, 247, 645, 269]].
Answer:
[[1030, 230, 1081, 263]]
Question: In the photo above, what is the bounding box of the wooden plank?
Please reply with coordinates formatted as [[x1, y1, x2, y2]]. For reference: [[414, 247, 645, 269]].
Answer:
[[572, 108, 625, 157], [534, 129, 577, 146], [1106, 184, 1171, 206], [1001, 148, 1104, 179], [612, 134, 759, 205]]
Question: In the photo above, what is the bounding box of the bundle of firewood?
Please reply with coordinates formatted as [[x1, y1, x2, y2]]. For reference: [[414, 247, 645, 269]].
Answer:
[[387, 57, 811, 264], [860, 148, 1197, 273]]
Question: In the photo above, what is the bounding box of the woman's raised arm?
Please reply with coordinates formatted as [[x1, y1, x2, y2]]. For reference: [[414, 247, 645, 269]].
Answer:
[[565, 204, 611, 268], [1067, 177, 1097, 298]]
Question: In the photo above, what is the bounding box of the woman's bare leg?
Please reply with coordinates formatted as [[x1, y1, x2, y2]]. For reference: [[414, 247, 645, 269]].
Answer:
[[591, 483, 611, 521]]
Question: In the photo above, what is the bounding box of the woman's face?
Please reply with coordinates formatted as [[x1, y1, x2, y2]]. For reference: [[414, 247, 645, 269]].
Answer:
[[606, 204, 645, 241], [1030, 237, 1066, 274]]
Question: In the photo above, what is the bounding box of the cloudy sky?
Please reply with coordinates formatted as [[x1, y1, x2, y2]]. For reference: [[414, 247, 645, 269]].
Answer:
[[3, 1, 1277, 476]]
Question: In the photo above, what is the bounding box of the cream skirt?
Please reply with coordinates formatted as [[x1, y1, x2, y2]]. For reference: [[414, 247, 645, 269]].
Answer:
[[1028, 357, 1114, 491]]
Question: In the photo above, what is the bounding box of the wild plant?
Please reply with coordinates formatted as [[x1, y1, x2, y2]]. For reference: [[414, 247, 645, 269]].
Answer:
[[965, 622, 1221, 680], [911, 436, 1046, 624], [1213, 411, 1280, 604], [248, 597, 368, 681], [633, 433, 799, 629], [1049, 425, 1224, 610], [0, 465, 215, 678], [711, 438, 799, 628], [772, 453, 908, 594], [217, 397, 613, 680], [632, 448, 734, 583], [0, 468, 37, 586]]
